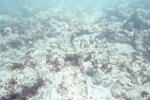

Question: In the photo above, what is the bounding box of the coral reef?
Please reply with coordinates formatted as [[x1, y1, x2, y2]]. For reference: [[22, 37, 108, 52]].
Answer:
[[0, 0, 150, 100]]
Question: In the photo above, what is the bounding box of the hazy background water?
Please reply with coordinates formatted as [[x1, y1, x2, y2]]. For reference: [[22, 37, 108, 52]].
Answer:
[[0, 0, 141, 18]]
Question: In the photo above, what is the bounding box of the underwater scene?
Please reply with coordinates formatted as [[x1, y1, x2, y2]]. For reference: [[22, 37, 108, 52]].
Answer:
[[0, 0, 150, 100]]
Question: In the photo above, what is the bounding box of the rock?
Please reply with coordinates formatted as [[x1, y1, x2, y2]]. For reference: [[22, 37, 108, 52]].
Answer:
[[0, 66, 38, 99]]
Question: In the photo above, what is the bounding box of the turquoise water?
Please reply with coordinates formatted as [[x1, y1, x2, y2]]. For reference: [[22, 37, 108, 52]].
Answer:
[[0, 0, 148, 18], [0, 0, 131, 17]]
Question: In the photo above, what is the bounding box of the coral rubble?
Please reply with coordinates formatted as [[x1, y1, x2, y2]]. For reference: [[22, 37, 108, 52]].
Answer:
[[0, 0, 150, 100]]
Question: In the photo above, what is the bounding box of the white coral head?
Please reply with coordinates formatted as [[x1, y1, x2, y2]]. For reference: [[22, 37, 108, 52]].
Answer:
[[4, 27, 12, 34]]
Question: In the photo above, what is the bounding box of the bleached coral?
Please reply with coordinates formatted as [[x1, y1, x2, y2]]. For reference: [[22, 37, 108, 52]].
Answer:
[[1, 1, 150, 100]]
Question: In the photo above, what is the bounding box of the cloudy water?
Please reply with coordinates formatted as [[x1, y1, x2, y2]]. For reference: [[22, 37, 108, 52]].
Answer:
[[0, 0, 150, 100]]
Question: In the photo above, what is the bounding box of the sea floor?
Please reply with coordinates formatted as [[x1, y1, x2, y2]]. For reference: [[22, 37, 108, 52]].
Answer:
[[0, 1, 150, 100]]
